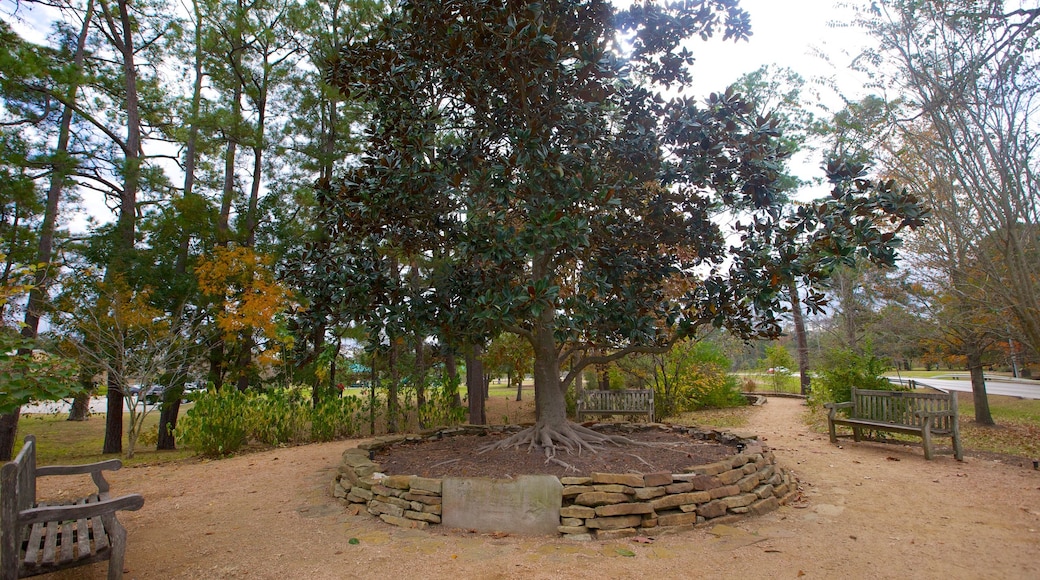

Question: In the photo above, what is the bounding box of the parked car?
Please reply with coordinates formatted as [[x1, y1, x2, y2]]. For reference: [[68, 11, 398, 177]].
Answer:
[[143, 385, 165, 404]]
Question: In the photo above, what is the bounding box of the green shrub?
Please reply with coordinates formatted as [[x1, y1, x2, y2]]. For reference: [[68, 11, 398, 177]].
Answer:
[[311, 394, 365, 441], [250, 388, 310, 446], [177, 388, 251, 456], [811, 348, 898, 408], [418, 377, 466, 428], [654, 340, 746, 418]]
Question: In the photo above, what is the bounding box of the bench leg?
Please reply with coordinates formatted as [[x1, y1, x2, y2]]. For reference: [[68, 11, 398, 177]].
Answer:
[[828, 419, 838, 444], [104, 515, 127, 580], [952, 429, 964, 461], [852, 426, 862, 442], [921, 420, 934, 460]]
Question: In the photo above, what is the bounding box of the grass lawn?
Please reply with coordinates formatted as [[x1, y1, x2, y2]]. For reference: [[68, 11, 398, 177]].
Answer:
[[16, 406, 197, 466]]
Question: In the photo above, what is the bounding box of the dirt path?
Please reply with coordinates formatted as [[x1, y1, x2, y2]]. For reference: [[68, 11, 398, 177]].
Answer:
[[37, 397, 1040, 579]]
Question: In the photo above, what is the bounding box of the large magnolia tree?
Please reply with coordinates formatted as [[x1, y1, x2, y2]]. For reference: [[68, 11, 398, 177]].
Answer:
[[322, 0, 925, 462]]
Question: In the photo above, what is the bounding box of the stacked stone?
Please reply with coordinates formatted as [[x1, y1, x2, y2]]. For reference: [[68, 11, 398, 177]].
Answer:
[[557, 445, 798, 540], [334, 427, 799, 538], [334, 443, 445, 530]]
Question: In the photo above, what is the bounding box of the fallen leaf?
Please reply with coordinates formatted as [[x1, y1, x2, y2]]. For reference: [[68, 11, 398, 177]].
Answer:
[[886, 456, 900, 461], [616, 548, 636, 557], [633, 536, 654, 544], [798, 571, 806, 577], [348, 538, 359, 545]]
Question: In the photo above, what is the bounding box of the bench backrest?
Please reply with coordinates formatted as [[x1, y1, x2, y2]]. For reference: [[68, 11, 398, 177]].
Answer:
[[577, 389, 654, 413], [1, 435, 38, 576], [851, 388, 958, 431]]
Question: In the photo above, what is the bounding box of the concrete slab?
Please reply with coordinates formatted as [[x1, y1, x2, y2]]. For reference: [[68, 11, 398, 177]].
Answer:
[[442, 475, 562, 536]]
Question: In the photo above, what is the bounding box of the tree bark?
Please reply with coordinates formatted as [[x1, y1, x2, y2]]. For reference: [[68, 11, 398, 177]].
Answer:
[[967, 350, 994, 425], [789, 279, 812, 396], [466, 344, 486, 425], [0, 409, 20, 461]]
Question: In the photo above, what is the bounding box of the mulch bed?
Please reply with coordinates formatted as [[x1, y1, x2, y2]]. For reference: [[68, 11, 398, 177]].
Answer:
[[373, 430, 739, 479]]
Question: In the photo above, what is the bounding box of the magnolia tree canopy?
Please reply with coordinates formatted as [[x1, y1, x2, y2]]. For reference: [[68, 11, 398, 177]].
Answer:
[[312, 0, 926, 460]]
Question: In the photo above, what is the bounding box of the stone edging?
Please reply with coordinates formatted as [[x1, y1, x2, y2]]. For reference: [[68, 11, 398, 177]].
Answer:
[[333, 424, 799, 539]]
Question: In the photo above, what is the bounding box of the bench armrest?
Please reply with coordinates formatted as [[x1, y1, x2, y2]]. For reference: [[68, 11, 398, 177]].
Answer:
[[824, 401, 853, 420], [36, 459, 123, 495], [18, 493, 144, 526]]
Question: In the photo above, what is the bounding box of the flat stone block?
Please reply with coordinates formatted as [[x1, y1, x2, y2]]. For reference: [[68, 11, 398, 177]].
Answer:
[[595, 502, 654, 517], [563, 533, 594, 541], [574, 491, 629, 507], [721, 493, 757, 509], [650, 491, 711, 511], [591, 473, 644, 487], [665, 482, 695, 494], [657, 511, 699, 527], [585, 514, 643, 530], [737, 473, 762, 493], [405, 510, 441, 523], [442, 475, 562, 536], [402, 492, 441, 505], [561, 517, 585, 527], [560, 505, 596, 519], [687, 460, 729, 476], [349, 487, 373, 501], [410, 476, 442, 494], [560, 477, 592, 486], [558, 525, 590, 535], [750, 497, 780, 516], [709, 485, 740, 500], [717, 469, 744, 485], [383, 475, 413, 490], [592, 484, 635, 495], [697, 500, 728, 519], [633, 486, 666, 500]]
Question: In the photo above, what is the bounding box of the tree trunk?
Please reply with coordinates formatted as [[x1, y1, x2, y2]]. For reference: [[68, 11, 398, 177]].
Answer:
[[789, 279, 812, 396], [446, 349, 462, 408], [466, 344, 486, 425], [532, 322, 567, 430], [515, 371, 522, 401], [102, 379, 124, 455], [67, 369, 93, 422], [156, 397, 182, 450], [967, 350, 994, 425], [0, 409, 20, 461]]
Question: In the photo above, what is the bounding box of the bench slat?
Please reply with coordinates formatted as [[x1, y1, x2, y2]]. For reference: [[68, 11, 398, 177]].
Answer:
[[41, 520, 58, 566]]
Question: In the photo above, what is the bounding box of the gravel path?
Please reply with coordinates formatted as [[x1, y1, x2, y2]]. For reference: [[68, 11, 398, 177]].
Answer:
[[35, 397, 1040, 579]]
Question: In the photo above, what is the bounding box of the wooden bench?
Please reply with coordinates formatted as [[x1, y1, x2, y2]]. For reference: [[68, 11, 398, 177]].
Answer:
[[824, 386, 963, 461], [576, 389, 655, 422], [1, 435, 144, 579]]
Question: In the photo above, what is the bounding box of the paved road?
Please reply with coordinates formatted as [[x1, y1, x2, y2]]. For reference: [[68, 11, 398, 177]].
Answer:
[[888, 376, 1040, 399]]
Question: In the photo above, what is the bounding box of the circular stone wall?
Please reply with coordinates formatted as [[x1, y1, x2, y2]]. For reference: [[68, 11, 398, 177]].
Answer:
[[333, 423, 799, 540]]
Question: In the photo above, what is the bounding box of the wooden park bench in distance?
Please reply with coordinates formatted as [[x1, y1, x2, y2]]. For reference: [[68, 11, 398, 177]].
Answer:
[[825, 386, 964, 461], [1, 435, 144, 580], [576, 388, 655, 422]]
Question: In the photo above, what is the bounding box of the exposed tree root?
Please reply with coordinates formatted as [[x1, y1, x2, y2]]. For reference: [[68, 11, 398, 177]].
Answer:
[[478, 420, 645, 462]]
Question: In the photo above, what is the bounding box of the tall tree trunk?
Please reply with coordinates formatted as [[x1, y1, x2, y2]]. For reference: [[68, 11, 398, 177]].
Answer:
[[515, 370, 522, 402], [532, 318, 565, 429], [0, 0, 98, 462], [967, 350, 994, 426], [466, 344, 486, 425], [789, 279, 811, 396], [100, 0, 144, 455], [158, 0, 206, 452]]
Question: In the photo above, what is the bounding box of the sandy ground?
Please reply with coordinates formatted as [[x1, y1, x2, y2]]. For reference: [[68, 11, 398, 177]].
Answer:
[[35, 397, 1040, 580]]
